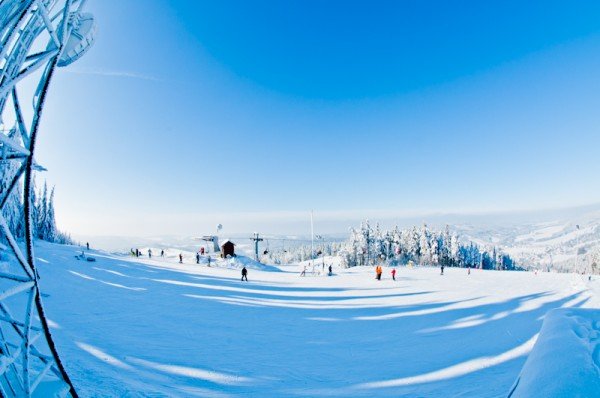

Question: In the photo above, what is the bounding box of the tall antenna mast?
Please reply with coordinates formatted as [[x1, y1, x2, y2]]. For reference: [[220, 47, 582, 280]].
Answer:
[[310, 210, 315, 262]]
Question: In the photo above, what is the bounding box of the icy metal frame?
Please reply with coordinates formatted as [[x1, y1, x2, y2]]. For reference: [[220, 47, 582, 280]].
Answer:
[[0, 0, 93, 396]]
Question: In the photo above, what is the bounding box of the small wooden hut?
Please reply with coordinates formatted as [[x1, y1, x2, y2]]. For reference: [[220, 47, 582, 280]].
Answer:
[[220, 240, 235, 258]]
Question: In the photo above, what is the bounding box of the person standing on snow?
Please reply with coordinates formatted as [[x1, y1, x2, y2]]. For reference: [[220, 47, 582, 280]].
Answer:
[[440, 264, 445, 275], [300, 266, 306, 277], [179, 253, 183, 263], [241, 266, 248, 281], [328, 265, 333, 276], [160, 249, 164, 257], [376, 265, 382, 280], [391, 268, 396, 281], [148, 249, 152, 258], [196, 252, 200, 264]]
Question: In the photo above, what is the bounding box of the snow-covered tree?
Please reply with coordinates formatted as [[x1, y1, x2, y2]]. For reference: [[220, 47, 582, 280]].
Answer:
[[450, 233, 460, 265], [0, 159, 24, 238], [0, 168, 70, 245], [37, 181, 48, 239], [41, 186, 58, 242], [29, 176, 39, 239], [266, 221, 518, 270]]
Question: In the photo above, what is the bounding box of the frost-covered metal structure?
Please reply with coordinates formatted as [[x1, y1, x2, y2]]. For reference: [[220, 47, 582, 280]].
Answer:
[[0, 0, 95, 396]]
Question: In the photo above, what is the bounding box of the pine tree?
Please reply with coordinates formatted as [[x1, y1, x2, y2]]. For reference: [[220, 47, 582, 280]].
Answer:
[[407, 226, 420, 260], [450, 233, 460, 266], [419, 224, 431, 264], [45, 186, 57, 242], [37, 181, 48, 239], [430, 234, 440, 264], [29, 176, 39, 239]]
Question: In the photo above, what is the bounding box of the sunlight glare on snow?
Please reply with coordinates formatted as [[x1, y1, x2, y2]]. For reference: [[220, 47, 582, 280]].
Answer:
[[126, 357, 254, 386], [76, 342, 134, 370], [353, 334, 538, 389], [68, 270, 146, 291]]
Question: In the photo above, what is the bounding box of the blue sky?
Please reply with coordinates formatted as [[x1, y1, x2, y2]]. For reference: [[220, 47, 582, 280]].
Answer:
[[35, 0, 600, 236]]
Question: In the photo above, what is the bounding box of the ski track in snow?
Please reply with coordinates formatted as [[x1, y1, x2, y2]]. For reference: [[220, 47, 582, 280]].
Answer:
[[32, 242, 599, 397]]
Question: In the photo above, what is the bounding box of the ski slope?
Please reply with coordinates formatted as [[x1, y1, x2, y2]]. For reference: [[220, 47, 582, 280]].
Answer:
[[33, 242, 598, 397]]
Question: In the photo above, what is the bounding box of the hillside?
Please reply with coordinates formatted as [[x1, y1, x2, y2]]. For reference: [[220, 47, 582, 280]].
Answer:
[[28, 242, 599, 397], [456, 204, 600, 272]]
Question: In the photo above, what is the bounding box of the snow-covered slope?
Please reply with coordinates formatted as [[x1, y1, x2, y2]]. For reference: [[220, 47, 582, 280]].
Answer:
[[30, 242, 599, 397]]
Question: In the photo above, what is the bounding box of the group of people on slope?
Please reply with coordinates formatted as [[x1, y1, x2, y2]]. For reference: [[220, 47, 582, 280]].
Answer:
[[192, 252, 212, 266], [130, 248, 165, 258], [375, 266, 397, 281], [177, 252, 247, 281], [375, 264, 472, 279], [300, 263, 334, 277]]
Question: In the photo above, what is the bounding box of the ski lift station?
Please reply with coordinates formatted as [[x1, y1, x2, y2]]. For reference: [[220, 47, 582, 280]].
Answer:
[[201, 235, 220, 252], [220, 240, 236, 258]]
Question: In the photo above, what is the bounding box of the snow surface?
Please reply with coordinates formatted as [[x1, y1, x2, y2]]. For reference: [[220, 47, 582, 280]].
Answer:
[[32, 242, 599, 397], [508, 308, 600, 398]]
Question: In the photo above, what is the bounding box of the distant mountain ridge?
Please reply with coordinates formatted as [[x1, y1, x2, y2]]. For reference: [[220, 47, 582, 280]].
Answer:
[[74, 203, 600, 273], [453, 203, 600, 272]]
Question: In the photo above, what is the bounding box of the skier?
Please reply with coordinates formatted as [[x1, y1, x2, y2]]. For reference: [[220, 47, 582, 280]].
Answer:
[[468, 267, 471, 275], [160, 249, 164, 257], [391, 268, 396, 281], [148, 249, 152, 258], [440, 264, 445, 275], [179, 253, 183, 263], [241, 266, 248, 281], [328, 265, 333, 276], [196, 252, 200, 264], [376, 265, 382, 280], [300, 266, 306, 277], [207, 255, 211, 267], [86, 242, 89, 250], [135, 248, 139, 257], [130, 248, 135, 257]]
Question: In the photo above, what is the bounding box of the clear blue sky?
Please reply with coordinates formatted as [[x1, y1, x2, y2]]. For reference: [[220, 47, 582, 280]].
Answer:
[[36, 0, 600, 236]]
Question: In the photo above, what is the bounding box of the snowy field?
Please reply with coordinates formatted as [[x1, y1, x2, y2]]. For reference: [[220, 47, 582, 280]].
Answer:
[[33, 242, 598, 397]]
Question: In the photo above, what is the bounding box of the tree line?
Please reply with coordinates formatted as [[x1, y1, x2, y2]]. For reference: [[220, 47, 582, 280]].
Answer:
[[1, 160, 71, 244], [264, 221, 518, 270], [340, 221, 518, 270]]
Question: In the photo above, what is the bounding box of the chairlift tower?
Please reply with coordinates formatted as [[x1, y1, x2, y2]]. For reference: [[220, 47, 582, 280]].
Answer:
[[0, 0, 95, 396], [251, 232, 263, 262]]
